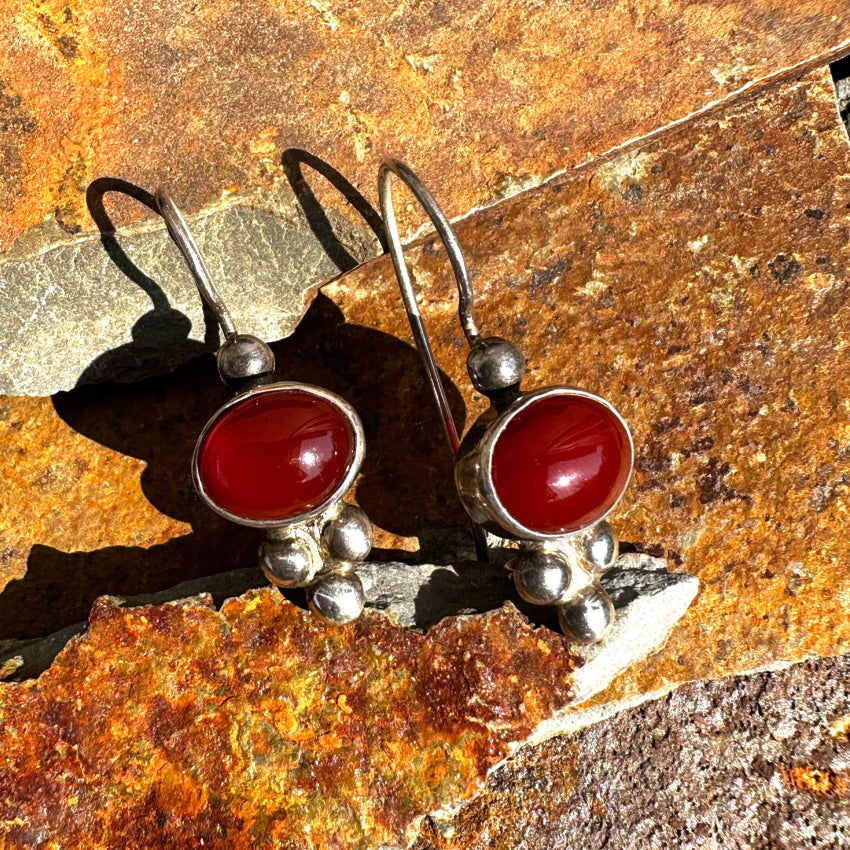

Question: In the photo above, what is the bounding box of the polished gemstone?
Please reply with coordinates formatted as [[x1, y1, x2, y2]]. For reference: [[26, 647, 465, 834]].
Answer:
[[490, 393, 631, 535], [197, 387, 355, 523]]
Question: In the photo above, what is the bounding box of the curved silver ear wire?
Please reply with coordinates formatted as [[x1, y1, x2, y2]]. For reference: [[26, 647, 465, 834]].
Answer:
[[155, 189, 370, 624], [155, 190, 237, 340], [378, 158, 490, 560], [155, 191, 275, 392], [378, 159, 480, 453]]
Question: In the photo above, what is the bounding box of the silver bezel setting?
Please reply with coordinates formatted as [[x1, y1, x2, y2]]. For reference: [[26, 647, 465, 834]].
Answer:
[[456, 386, 634, 542], [192, 382, 366, 529]]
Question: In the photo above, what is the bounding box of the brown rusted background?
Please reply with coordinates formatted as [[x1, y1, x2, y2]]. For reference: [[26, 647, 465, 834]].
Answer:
[[2, 0, 850, 247], [3, 1, 850, 847], [0, 594, 576, 849]]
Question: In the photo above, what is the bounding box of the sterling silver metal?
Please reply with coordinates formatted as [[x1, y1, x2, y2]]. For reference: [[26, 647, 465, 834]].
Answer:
[[585, 521, 619, 573], [216, 334, 275, 387], [156, 190, 237, 339], [379, 159, 490, 559], [322, 504, 373, 564], [191, 381, 366, 529], [308, 573, 366, 625], [466, 337, 526, 395], [557, 587, 615, 644], [260, 534, 322, 588], [509, 550, 571, 606]]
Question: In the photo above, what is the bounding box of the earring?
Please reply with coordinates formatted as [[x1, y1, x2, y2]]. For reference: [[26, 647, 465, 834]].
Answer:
[[378, 160, 634, 643], [156, 192, 372, 625]]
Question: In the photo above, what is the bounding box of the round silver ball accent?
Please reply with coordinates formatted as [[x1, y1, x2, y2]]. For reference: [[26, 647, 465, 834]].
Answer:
[[466, 337, 526, 394], [557, 587, 615, 644], [260, 536, 319, 588], [308, 573, 365, 625], [585, 521, 618, 573], [217, 334, 275, 387], [509, 551, 571, 606], [322, 505, 373, 563]]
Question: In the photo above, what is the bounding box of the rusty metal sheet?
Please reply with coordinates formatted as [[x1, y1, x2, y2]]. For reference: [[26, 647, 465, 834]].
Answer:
[[0, 591, 576, 849], [1, 0, 850, 249]]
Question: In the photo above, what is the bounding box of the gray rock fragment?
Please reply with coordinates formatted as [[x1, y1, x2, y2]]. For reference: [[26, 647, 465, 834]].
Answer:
[[572, 553, 699, 702], [0, 186, 380, 396], [1, 552, 697, 692], [415, 653, 850, 850]]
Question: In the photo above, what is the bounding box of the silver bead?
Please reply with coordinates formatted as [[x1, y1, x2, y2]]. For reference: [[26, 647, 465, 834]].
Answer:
[[217, 334, 275, 388], [308, 574, 365, 625], [466, 337, 526, 394], [322, 505, 373, 563], [260, 536, 320, 588], [509, 551, 571, 606], [557, 587, 615, 644], [585, 521, 618, 573]]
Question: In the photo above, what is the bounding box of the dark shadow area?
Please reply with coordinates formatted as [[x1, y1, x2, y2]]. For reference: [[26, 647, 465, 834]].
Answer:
[[4, 170, 471, 642], [282, 147, 388, 272], [410, 560, 560, 632], [82, 178, 217, 382]]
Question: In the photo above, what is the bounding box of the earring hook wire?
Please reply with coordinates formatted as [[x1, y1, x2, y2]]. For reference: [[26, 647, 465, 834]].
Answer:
[[155, 190, 238, 340], [378, 158, 484, 453], [378, 158, 490, 561]]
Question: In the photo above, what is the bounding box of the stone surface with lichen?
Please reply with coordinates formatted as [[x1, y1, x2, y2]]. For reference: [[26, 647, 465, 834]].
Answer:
[[2, 1, 850, 846], [0, 593, 576, 849]]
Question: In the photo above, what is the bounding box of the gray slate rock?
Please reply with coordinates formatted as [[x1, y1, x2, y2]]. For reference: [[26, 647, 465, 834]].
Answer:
[[0, 186, 380, 396]]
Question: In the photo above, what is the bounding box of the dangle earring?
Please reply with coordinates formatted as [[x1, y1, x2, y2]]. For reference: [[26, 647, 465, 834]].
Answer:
[[156, 192, 372, 624], [378, 160, 633, 643]]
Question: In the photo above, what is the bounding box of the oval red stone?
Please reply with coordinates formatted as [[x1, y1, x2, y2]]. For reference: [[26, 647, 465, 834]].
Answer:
[[196, 387, 356, 523], [490, 393, 632, 536]]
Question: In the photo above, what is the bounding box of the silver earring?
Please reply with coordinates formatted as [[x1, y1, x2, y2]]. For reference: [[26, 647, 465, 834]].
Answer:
[[378, 161, 634, 643], [157, 192, 372, 624]]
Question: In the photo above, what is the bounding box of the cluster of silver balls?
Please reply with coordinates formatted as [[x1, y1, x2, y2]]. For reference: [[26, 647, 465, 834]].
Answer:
[[507, 520, 619, 643], [259, 504, 373, 626]]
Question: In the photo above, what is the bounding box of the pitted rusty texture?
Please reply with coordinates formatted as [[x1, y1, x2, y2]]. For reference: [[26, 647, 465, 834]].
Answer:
[[1, 0, 850, 247], [413, 654, 850, 849], [0, 592, 576, 848], [2, 66, 850, 717], [325, 66, 850, 706]]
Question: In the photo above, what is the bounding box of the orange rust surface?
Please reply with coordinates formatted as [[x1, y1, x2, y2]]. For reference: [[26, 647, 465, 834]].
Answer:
[[780, 766, 850, 798], [0, 593, 576, 849], [324, 66, 850, 697], [3, 64, 850, 707], [0, 394, 188, 588], [2, 1, 850, 248]]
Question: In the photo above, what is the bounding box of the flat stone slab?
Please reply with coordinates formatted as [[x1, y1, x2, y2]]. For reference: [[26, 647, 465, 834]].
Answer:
[[416, 652, 850, 849], [326, 65, 850, 719], [0, 552, 695, 848], [0, 187, 378, 395], [1, 64, 849, 793], [1, 0, 849, 253]]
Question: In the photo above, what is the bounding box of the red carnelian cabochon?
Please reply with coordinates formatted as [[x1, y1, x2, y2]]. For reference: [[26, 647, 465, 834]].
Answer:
[[197, 388, 355, 523], [490, 393, 632, 535]]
